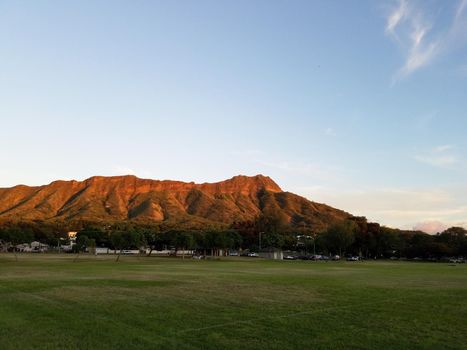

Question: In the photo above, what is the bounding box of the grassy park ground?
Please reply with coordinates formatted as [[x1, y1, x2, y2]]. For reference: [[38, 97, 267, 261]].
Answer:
[[0, 254, 466, 349]]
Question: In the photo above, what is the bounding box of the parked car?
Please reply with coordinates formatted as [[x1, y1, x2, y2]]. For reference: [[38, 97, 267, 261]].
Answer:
[[346, 256, 359, 261], [331, 255, 340, 261], [247, 252, 259, 257], [284, 255, 297, 260]]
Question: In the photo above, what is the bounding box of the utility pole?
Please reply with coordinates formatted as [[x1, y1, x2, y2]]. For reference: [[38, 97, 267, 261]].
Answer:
[[313, 232, 316, 255]]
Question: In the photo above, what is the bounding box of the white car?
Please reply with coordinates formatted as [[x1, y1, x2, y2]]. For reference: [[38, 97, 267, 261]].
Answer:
[[247, 252, 259, 257], [284, 255, 297, 260], [346, 256, 359, 261]]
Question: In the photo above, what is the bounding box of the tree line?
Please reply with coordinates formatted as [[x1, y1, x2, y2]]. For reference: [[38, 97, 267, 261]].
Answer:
[[0, 215, 466, 259]]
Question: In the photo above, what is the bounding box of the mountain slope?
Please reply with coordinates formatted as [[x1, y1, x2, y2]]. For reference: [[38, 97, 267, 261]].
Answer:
[[0, 175, 350, 229]]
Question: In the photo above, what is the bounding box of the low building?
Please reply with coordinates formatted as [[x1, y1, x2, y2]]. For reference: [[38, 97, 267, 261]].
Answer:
[[259, 248, 283, 260], [30, 241, 49, 252]]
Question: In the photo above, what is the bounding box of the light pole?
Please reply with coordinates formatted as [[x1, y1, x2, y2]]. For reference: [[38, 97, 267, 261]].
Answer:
[[313, 232, 317, 255]]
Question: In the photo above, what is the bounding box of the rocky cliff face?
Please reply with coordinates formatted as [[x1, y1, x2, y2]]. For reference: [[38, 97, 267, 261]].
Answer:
[[0, 174, 350, 229]]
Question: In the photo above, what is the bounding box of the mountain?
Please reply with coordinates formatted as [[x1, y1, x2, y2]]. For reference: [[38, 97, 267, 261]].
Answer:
[[0, 175, 351, 230]]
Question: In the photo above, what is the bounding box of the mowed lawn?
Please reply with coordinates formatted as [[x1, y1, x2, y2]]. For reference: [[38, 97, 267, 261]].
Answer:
[[0, 255, 466, 350]]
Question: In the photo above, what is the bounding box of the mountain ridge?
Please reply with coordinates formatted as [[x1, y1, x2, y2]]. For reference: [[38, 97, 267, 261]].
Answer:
[[0, 174, 350, 231]]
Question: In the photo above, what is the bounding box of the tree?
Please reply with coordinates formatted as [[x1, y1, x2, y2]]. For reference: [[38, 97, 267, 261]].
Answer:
[[376, 227, 400, 258], [437, 227, 467, 256], [110, 232, 126, 262], [77, 225, 108, 247], [262, 232, 284, 250], [202, 230, 234, 257], [215, 231, 235, 256], [73, 235, 89, 262], [174, 232, 195, 260], [143, 227, 161, 256], [406, 232, 432, 258], [87, 238, 96, 255], [231, 220, 259, 250], [110, 230, 145, 262], [0, 227, 34, 261], [322, 221, 357, 256], [257, 210, 288, 236]]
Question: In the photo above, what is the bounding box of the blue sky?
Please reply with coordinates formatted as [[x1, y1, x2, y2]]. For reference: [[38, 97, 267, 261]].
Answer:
[[0, 0, 466, 232]]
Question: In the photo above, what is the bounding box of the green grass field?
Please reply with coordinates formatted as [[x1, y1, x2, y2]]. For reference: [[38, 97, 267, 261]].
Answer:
[[0, 254, 466, 349]]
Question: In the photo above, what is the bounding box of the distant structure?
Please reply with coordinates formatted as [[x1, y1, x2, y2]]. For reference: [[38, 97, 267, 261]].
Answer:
[[58, 232, 78, 252], [68, 232, 77, 245], [259, 248, 283, 260]]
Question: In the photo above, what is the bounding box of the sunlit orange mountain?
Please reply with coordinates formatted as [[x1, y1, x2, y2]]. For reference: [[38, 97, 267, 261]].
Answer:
[[0, 175, 350, 229]]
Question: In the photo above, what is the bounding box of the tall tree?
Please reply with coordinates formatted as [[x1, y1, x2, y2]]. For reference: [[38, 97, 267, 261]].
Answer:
[[174, 232, 195, 260], [73, 235, 89, 262], [322, 221, 357, 256]]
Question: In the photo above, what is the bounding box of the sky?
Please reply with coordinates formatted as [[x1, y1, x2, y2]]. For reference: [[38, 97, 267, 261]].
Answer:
[[0, 0, 466, 233]]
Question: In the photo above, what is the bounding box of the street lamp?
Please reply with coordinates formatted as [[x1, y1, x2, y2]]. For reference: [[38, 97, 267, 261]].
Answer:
[[312, 232, 317, 255]]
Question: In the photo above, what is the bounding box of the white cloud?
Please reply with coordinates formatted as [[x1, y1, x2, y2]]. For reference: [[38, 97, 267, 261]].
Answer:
[[386, 0, 467, 81], [455, 0, 467, 21], [414, 154, 458, 167], [413, 220, 448, 234], [229, 149, 344, 182], [398, 39, 438, 79], [414, 144, 459, 168], [434, 144, 453, 152], [295, 185, 467, 231], [385, 0, 408, 36]]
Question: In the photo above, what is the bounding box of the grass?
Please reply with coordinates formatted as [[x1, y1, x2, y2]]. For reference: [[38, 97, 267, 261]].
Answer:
[[0, 254, 466, 349]]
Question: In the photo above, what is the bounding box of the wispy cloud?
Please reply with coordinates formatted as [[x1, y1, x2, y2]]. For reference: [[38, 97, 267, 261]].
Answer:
[[296, 185, 467, 231], [229, 150, 343, 181], [414, 154, 458, 167], [385, 0, 408, 37], [386, 0, 467, 81], [455, 0, 467, 21], [386, 0, 439, 81], [434, 144, 453, 152], [414, 144, 459, 168]]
